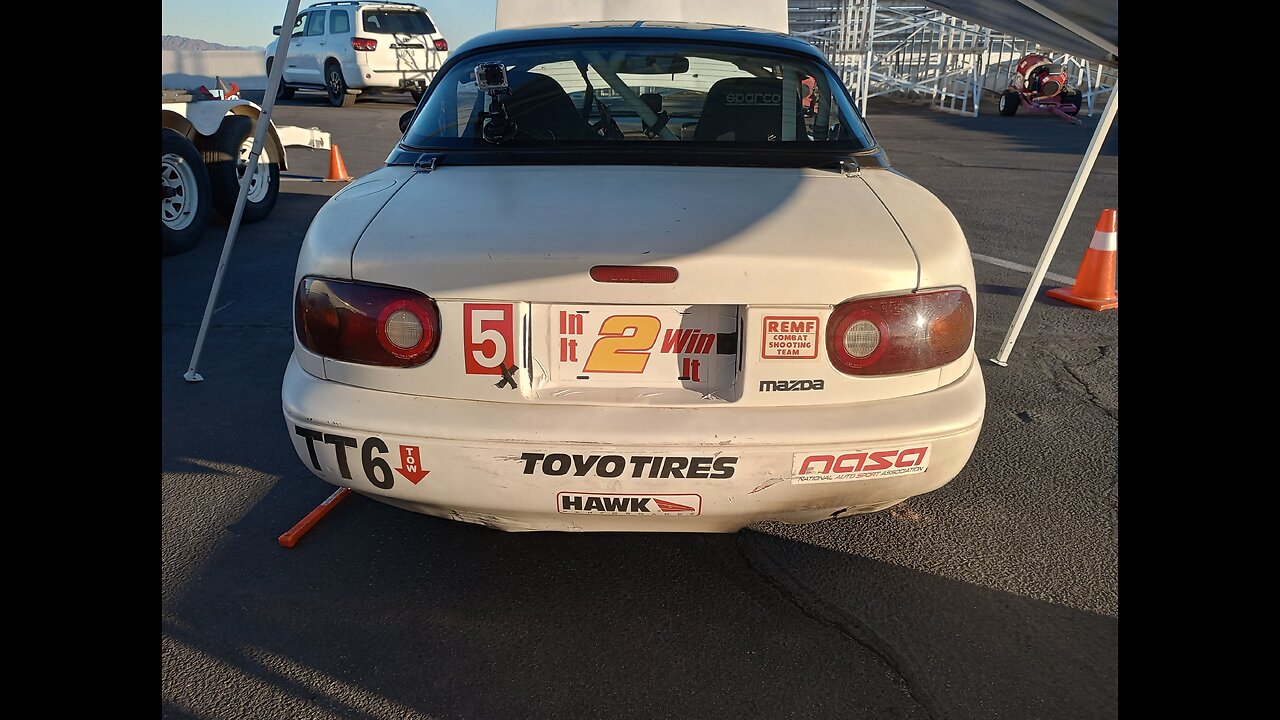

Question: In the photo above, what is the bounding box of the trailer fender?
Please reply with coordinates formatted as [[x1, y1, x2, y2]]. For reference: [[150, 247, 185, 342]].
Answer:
[[161, 100, 289, 171]]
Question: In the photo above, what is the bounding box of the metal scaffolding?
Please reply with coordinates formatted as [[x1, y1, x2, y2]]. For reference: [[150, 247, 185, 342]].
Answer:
[[789, 1, 1116, 116]]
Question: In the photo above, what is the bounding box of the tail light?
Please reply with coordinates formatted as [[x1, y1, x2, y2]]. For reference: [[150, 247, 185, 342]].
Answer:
[[826, 289, 973, 376], [433, 38, 448, 52], [295, 277, 440, 367], [351, 37, 377, 51]]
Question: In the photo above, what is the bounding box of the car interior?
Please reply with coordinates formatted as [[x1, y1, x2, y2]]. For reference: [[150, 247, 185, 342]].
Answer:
[[491, 74, 817, 143]]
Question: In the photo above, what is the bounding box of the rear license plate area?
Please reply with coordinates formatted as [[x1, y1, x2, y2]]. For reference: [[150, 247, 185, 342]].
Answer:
[[537, 304, 738, 395]]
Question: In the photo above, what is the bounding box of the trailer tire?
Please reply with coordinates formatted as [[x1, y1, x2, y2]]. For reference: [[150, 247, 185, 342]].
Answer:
[[162, 129, 213, 256], [200, 114, 280, 223], [998, 90, 1019, 116]]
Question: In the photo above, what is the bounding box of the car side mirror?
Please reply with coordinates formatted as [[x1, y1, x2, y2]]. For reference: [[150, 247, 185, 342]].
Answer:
[[272, 25, 281, 36], [399, 110, 414, 134]]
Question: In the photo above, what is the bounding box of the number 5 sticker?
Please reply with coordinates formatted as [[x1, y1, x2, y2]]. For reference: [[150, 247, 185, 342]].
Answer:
[[463, 304, 514, 375]]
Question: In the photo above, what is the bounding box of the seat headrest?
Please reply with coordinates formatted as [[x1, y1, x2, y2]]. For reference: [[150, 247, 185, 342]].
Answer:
[[501, 71, 599, 142], [693, 77, 806, 142]]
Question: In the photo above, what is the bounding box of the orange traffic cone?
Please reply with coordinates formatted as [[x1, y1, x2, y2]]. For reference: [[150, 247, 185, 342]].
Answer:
[[1047, 209, 1118, 310], [325, 144, 353, 182]]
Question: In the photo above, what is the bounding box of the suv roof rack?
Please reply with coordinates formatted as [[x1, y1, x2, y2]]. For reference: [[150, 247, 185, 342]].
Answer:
[[307, 1, 423, 8]]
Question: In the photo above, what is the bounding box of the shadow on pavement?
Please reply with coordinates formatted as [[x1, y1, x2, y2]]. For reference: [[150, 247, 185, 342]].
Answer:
[[865, 96, 1117, 158], [162, 480, 1115, 718]]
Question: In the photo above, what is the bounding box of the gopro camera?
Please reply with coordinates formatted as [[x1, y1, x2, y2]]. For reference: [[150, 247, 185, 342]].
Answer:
[[475, 63, 509, 92]]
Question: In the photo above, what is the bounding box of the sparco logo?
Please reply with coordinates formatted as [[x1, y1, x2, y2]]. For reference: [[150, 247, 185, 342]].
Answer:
[[519, 453, 736, 479], [760, 379, 825, 392], [557, 493, 701, 515], [725, 92, 781, 105]]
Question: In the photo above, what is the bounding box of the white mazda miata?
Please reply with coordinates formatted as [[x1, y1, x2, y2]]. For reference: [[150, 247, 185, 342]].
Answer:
[[283, 21, 985, 531]]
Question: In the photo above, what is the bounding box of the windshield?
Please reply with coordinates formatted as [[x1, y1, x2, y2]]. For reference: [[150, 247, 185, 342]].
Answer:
[[403, 41, 874, 151]]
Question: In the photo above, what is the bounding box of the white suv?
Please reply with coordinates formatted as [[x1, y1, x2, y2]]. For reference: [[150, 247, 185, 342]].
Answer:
[[265, 1, 448, 107]]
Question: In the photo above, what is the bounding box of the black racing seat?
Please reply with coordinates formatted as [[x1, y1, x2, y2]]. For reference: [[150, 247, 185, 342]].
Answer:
[[502, 71, 600, 141], [693, 77, 807, 142]]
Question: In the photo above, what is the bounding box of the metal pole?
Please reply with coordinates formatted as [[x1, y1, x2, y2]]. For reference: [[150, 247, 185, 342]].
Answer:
[[990, 80, 1118, 367], [863, 0, 877, 115], [185, 0, 302, 382]]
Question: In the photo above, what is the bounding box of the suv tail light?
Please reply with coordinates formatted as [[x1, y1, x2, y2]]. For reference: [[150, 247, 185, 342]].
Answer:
[[351, 37, 377, 51], [295, 277, 440, 367], [826, 289, 973, 375], [433, 38, 448, 52]]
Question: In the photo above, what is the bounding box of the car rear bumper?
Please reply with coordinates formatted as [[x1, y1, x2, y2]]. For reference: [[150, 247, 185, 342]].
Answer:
[[281, 355, 985, 532], [354, 69, 435, 89]]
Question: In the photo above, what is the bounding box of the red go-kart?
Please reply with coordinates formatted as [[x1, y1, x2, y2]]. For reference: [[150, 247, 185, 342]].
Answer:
[[998, 54, 1084, 123]]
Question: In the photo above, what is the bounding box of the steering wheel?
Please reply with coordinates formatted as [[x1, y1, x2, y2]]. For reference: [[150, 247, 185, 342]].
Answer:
[[591, 99, 624, 140]]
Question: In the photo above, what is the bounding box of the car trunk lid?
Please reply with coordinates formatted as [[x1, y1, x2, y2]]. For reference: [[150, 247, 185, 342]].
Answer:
[[360, 6, 442, 75], [351, 165, 917, 305], [336, 165, 928, 405]]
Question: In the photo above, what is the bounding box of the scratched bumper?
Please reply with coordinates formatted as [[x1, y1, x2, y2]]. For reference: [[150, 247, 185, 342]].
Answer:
[[282, 355, 984, 532]]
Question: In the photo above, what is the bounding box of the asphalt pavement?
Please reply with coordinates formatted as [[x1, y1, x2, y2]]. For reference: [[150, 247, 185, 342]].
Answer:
[[162, 88, 1117, 719]]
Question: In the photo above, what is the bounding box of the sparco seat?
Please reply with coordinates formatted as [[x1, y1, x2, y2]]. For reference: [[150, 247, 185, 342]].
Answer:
[[503, 71, 600, 141], [693, 77, 807, 142]]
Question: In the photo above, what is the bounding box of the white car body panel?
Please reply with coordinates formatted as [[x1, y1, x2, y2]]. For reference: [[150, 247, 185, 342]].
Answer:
[[311, 164, 970, 408], [350, 165, 918, 304], [286, 163, 983, 531], [359, 7, 446, 78], [860, 169, 976, 293], [282, 23, 985, 532], [283, 354, 984, 532], [859, 169, 978, 388]]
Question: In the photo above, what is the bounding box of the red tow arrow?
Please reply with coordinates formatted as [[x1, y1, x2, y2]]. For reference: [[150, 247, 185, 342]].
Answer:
[[396, 445, 430, 484]]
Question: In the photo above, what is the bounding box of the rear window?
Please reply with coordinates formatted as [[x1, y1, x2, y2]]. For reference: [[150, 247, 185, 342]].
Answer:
[[404, 40, 874, 152], [363, 9, 435, 34]]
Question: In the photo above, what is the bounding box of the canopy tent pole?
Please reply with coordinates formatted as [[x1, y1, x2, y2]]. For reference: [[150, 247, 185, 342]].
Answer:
[[184, 0, 302, 382], [990, 79, 1118, 367]]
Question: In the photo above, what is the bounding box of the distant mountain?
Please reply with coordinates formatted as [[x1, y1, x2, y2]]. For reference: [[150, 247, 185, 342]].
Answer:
[[163, 35, 263, 52]]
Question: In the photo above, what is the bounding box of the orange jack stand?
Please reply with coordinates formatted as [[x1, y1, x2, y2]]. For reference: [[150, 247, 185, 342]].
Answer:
[[278, 487, 351, 548]]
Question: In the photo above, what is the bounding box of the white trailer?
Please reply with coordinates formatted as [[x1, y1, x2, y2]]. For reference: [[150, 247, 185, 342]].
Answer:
[[161, 91, 332, 255]]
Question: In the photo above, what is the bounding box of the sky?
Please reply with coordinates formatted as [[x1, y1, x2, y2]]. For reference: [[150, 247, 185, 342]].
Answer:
[[161, 0, 498, 48]]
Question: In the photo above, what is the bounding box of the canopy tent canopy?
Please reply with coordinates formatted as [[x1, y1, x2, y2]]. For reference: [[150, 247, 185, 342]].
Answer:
[[496, 0, 789, 33], [920, 0, 1118, 65], [498, 1, 1117, 65]]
